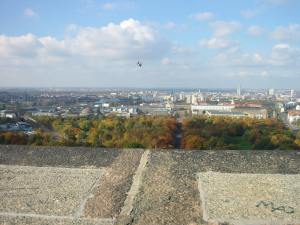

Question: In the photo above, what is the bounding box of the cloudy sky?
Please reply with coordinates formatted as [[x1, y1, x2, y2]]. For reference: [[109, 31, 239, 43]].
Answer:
[[0, 0, 299, 89]]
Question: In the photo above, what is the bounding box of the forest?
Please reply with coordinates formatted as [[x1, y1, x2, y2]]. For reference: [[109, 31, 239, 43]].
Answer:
[[0, 116, 300, 150], [181, 116, 300, 150]]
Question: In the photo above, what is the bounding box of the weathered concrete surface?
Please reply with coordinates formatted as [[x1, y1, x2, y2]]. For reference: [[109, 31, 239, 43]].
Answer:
[[0, 146, 143, 225], [0, 145, 119, 168], [0, 146, 299, 225], [0, 214, 115, 225], [198, 172, 300, 225], [84, 149, 144, 219], [128, 150, 300, 225], [0, 165, 104, 216]]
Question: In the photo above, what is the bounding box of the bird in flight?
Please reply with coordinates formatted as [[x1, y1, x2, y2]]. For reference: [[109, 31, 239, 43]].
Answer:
[[137, 61, 142, 67]]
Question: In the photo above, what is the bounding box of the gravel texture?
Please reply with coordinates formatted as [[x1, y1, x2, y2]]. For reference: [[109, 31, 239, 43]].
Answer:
[[198, 172, 300, 224], [128, 150, 300, 225], [0, 145, 120, 168], [0, 165, 104, 216], [0, 146, 299, 225], [84, 149, 144, 219], [0, 215, 115, 225]]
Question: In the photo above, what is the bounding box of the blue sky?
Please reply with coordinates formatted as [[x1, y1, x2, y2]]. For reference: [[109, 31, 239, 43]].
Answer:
[[0, 0, 299, 88]]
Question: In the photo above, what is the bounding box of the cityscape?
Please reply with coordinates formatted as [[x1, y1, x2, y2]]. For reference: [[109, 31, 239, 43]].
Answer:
[[1, 86, 299, 126], [0, 86, 300, 150]]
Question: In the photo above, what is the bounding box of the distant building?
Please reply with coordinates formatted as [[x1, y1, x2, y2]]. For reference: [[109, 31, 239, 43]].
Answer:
[[288, 110, 300, 123], [140, 104, 171, 116], [80, 107, 94, 117], [185, 94, 192, 104], [191, 103, 235, 115], [165, 101, 174, 110], [102, 103, 110, 108], [232, 107, 268, 119], [179, 93, 185, 101], [0, 110, 17, 119], [237, 85, 241, 97], [0, 122, 33, 132], [205, 110, 245, 118], [191, 94, 198, 105], [110, 112, 131, 118], [32, 107, 57, 117], [268, 88, 275, 96], [291, 89, 295, 99], [129, 107, 139, 115]]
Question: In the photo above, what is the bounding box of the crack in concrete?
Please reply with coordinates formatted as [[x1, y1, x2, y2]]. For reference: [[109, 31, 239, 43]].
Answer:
[[74, 170, 104, 219]]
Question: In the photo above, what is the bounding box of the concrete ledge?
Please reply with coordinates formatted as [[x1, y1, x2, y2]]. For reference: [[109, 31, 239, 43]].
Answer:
[[0, 165, 105, 220], [197, 172, 300, 225], [0, 146, 299, 225]]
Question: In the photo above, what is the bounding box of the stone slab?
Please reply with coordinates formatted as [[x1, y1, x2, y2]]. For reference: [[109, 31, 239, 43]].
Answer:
[[197, 172, 300, 224], [0, 213, 115, 225], [0, 165, 104, 217]]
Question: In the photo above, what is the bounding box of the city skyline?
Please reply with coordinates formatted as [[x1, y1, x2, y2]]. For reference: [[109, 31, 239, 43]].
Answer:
[[0, 0, 300, 88]]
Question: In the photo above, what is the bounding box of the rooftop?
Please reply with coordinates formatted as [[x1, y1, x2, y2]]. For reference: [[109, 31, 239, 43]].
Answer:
[[0, 145, 299, 225]]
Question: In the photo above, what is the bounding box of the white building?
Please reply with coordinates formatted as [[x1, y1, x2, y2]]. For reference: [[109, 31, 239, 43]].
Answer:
[[129, 107, 138, 114], [268, 88, 275, 96], [0, 110, 17, 119], [192, 94, 198, 105], [186, 94, 192, 104], [179, 92, 185, 101], [291, 89, 295, 98], [191, 103, 235, 115], [206, 110, 245, 118], [288, 110, 300, 123], [102, 103, 110, 108], [237, 85, 241, 96]]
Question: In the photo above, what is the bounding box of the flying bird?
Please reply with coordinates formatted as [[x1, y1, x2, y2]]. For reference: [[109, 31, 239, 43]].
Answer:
[[137, 61, 142, 67]]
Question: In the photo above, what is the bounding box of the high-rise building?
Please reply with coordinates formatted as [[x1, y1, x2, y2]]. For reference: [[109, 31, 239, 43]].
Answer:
[[192, 94, 198, 105], [237, 85, 241, 96], [291, 89, 295, 98], [268, 88, 275, 96]]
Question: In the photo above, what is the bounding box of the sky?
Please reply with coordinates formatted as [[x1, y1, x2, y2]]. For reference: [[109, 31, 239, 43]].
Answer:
[[0, 0, 299, 89]]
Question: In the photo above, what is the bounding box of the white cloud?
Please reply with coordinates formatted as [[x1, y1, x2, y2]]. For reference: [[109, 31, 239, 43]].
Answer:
[[102, 2, 116, 10], [210, 21, 242, 37], [101, 1, 135, 11], [241, 0, 289, 19], [0, 19, 170, 65], [200, 21, 241, 50], [213, 42, 300, 69], [247, 25, 264, 36], [164, 22, 177, 30], [161, 57, 172, 65], [273, 43, 290, 50], [269, 43, 300, 66], [253, 53, 264, 64], [0, 34, 41, 58], [66, 24, 78, 32], [191, 12, 214, 22], [200, 37, 239, 49], [24, 8, 38, 17], [261, 71, 269, 77], [270, 24, 300, 42], [240, 9, 259, 19]]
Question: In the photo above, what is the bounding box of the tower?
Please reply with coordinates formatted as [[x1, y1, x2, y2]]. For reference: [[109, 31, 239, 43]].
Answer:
[[237, 85, 241, 96], [291, 89, 295, 98]]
